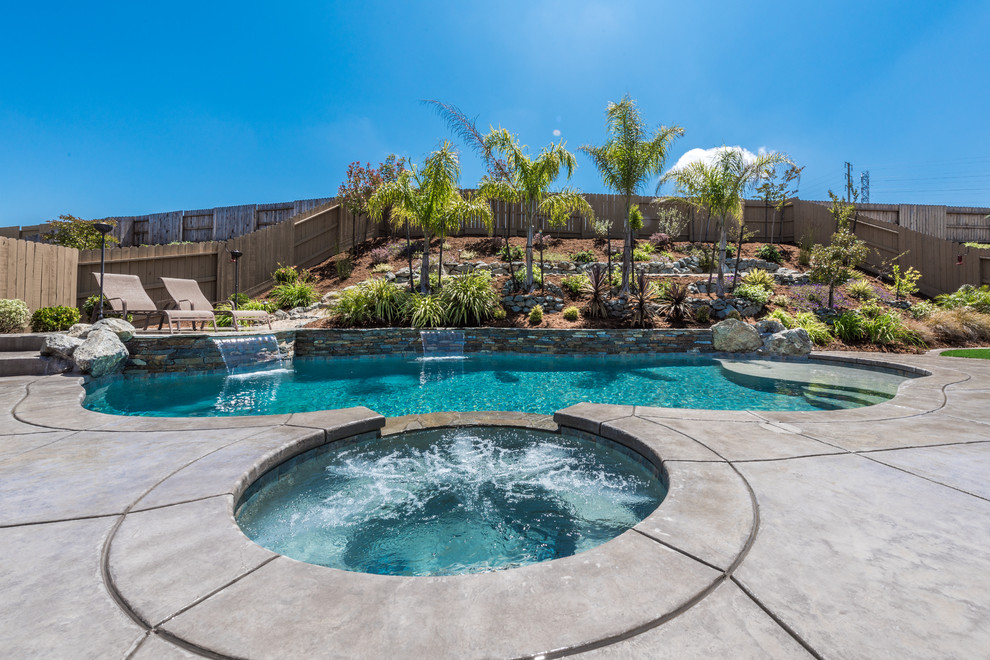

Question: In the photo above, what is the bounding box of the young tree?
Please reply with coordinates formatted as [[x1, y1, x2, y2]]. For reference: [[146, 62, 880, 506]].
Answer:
[[580, 96, 683, 293], [662, 147, 791, 297], [368, 142, 491, 294], [337, 154, 407, 255], [755, 163, 803, 245], [43, 215, 120, 250], [479, 129, 594, 292], [809, 191, 869, 308]]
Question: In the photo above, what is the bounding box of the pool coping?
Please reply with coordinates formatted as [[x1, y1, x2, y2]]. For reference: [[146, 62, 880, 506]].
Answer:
[[4, 349, 990, 658]]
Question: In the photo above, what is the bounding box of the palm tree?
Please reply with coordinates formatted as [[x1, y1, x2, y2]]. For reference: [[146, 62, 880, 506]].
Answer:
[[580, 96, 683, 293], [368, 141, 492, 294], [479, 129, 593, 291], [661, 147, 792, 297]]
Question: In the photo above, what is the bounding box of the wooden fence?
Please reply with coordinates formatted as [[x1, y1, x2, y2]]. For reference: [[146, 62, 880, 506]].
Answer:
[[0, 237, 79, 311], [805, 201, 990, 243], [76, 201, 363, 307]]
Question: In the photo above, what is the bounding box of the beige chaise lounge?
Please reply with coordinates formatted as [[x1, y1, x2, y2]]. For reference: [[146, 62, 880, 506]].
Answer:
[[160, 277, 272, 331], [94, 272, 217, 334]]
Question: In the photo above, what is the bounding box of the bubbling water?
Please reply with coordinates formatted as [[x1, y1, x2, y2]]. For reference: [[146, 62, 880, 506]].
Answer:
[[236, 426, 667, 576]]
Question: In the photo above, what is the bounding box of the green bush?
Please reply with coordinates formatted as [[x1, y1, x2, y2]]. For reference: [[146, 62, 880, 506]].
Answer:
[[563, 306, 580, 321], [724, 244, 736, 258], [528, 304, 544, 324], [935, 284, 990, 314], [499, 243, 525, 261], [513, 265, 543, 285], [770, 293, 790, 307], [365, 278, 409, 324], [335, 256, 354, 280], [440, 271, 499, 326], [493, 307, 507, 321], [694, 304, 711, 323], [833, 311, 867, 343], [405, 294, 447, 328], [331, 287, 373, 326], [909, 300, 936, 320], [734, 283, 771, 304], [30, 306, 80, 332], [270, 281, 319, 310], [570, 249, 596, 264], [632, 246, 654, 262], [741, 268, 775, 292], [371, 263, 393, 274], [561, 274, 590, 298], [42, 215, 119, 250], [0, 299, 30, 333], [755, 244, 783, 264], [795, 311, 833, 345], [767, 308, 797, 329], [272, 264, 299, 285], [846, 279, 877, 301]]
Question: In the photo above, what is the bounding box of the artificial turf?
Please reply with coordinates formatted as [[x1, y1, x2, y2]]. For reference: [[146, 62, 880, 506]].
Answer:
[[941, 348, 990, 359]]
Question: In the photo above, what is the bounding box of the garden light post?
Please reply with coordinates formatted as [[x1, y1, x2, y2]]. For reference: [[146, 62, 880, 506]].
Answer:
[[93, 223, 114, 320], [230, 250, 243, 310]]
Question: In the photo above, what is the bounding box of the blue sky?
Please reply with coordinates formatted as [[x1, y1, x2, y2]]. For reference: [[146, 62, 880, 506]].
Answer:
[[2, 0, 988, 226]]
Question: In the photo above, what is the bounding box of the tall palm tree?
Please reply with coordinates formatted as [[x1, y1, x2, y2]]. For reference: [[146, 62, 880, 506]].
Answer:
[[580, 96, 683, 293], [661, 147, 792, 297], [479, 129, 593, 291], [368, 142, 492, 294]]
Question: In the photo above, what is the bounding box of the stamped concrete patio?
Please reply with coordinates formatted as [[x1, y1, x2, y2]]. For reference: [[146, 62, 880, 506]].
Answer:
[[2, 350, 990, 658]]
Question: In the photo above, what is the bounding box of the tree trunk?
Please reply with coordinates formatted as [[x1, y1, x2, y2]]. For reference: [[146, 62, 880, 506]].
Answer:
[[538, 216, 545, 292], [419, 230, 431, 295], [352, 213, 359, 256], [437, 233, 444, 290], [406, 219, 415, 294], [525, 201, 535, 292], [621, 197, 632, 294], [716, 216, 728, 297], [732, 216, 745, 286], [504, 207, 516, 291]]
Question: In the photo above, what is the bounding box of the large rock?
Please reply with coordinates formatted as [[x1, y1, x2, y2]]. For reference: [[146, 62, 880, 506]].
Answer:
[[762, 328, 813, 357], [756, 319, 786, 335], [41, 333, 84, 360], [67, 323, 93, 338], [90, 318, 136, 342], [73, 329, 129, 377], [711, 318, 763, 353]]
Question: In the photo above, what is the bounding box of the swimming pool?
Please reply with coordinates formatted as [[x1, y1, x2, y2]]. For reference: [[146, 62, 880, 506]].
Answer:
[[83, 353, 912, 417]]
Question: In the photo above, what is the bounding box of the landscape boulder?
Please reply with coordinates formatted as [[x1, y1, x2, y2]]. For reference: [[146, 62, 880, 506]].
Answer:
[[711, 318, 763, 353], [73, 329, 129, 377], [756, 319, 786, 335], [762, 328, 813, 357], [90, 318, 136, 342], [41, 333, 84, 360]]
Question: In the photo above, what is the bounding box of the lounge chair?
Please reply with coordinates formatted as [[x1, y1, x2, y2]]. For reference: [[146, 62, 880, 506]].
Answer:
[[94, 272, 217, 334], [160, 277, 272, 331]]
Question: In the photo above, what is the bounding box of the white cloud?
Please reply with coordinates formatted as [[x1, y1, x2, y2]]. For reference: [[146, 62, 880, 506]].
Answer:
[[670, 145, 762, 172], [552, 129, 561, 137]]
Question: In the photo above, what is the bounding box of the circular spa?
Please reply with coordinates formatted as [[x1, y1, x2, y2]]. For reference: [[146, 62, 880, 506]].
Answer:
[[235, 426, 667, 576]]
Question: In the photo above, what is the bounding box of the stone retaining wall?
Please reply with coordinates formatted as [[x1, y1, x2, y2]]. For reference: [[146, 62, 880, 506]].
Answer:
[[122, 328, 715, 374]]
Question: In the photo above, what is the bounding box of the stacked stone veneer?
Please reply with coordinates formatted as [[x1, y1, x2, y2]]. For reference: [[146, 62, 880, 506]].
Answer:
[[122, 328, 714, 374]]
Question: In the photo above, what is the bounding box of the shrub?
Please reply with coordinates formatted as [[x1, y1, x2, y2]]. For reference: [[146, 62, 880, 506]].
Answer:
[[272, 264, 299, 285], [514, 265, 542, 284], [767, 308, 797, 329], [440, 271, 499, 326], [528, 305, 544, 325], [724, 244, 736, 258], [563, 306, 580, 321], [215, 300, 275, 328], [405, 294, 446, 328], [492, 307, 507, 321], [923, 308, 990, 343], [632, 245, 654, 262], [889, 265, 922, 300], [657, 281, 691, 323], [833, 311, 867, 343], [725, 309, 742, 321], [30, 305, 80, 332], [592, 219, 611, 239], [0, 299, 30, 333], [935, 284, 990, 314], [270, 281, 319, 310], [629, 272, 660, 328], [909, 300, 936, 320], [694, 304, 711, 323], [734, 283, 771, 305], [460, 249, 478, 261], [42, 215, 119, 250], [794, 312, 833, 345], [846, 279, 877, 301], [649, 232, 672, 249], [769, 294, 790, 307], [570, 249, 596, 264], [499, 243, 525, 261], [561, 274, 589, 298], [81, 294, 107, 321], [371, 263, 393, 273], [583, 265, 609, 319], [533, 232, 546, 250], [369, 246, 391, 266], [364, 278, 409, 324], [335, 256, 353, 280], [331, 287, 373, 326], [755, 244, 783, 264], [741, 268, 775, 292]]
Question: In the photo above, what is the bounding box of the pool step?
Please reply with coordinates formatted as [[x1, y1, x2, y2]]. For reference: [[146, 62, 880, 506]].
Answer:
[[0, 334, 61, 377]]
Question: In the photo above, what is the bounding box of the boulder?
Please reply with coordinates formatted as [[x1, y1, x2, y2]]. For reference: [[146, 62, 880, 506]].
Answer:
[[762, 328, 813, 357], [73, 329, 128, 377], [67, 323, 93, 338], [91, 318, 136, 342], [42, 333, 84, 360], [711, 318, 763, 353], [756, 319, 786, 335]]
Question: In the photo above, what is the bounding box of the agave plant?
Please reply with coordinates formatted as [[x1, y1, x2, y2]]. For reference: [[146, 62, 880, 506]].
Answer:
[[629, 271, 660, 328], [583, 264, 610, 319], [656, 281, 692, 323]]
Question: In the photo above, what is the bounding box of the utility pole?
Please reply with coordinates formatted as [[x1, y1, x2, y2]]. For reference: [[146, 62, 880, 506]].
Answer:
[[844, 162, 854, 202], [860, 171, 870, 204]]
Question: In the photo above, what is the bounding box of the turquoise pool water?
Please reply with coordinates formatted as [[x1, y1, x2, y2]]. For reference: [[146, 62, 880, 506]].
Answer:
[[82, 354, 911, 417], [235, 426, 667, 576]]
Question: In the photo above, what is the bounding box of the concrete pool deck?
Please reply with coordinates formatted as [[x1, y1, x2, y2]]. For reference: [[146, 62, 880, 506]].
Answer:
[[2, 350, 990, 658]]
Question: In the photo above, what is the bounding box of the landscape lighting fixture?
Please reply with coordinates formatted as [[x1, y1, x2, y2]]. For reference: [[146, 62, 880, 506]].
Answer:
[[93, 223, 114, 321]]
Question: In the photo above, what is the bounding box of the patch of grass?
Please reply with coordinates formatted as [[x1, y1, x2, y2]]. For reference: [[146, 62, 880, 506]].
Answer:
[[941, 348, 990, 359]]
